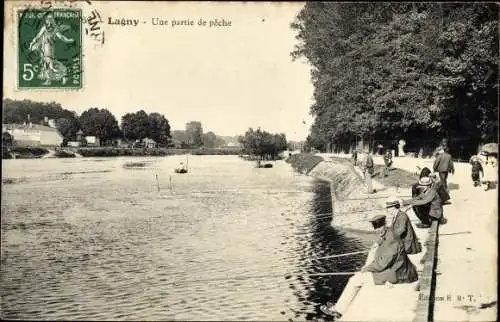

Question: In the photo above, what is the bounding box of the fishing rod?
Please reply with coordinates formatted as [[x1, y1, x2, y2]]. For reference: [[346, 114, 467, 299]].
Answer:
[[440, 231, 471, 236], [167, 248, 372, 276], [311, 250, 370, 260], [170, 271, 360, 286]]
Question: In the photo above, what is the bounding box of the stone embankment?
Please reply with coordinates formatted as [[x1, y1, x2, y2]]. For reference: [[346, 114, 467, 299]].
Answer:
[[287, 153, 412, 232], [316, 153, 497, 321], [287, 153, 497, 321]]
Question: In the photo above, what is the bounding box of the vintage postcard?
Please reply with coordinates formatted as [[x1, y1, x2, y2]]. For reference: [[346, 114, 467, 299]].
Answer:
[[2, 1, 498, 321]]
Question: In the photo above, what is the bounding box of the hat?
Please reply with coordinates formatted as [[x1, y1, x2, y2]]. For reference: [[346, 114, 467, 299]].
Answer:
[[418, 177, 433, 186], [369, 215, 386, 229]]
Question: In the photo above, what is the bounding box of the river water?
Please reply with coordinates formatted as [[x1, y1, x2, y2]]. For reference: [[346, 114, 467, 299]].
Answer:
[[1, 155, 373, 321]]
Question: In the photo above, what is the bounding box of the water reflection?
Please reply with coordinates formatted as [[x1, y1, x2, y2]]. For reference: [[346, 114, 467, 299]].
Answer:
[[287, 179, 372, 321], [2, 156, 372, 321]]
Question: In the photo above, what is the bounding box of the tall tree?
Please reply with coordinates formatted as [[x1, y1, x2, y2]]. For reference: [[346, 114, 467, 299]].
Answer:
[[55, 117, 80, 140], [79, 108, 122, 141], [202, 131, 217, 148], [239, 128, 288, 159], [185, 121, 203, 147], [121, 110, 171, 145], [3, 98, 78, 129], [147, 112, 171, 146], [291, 3, 498, 156]]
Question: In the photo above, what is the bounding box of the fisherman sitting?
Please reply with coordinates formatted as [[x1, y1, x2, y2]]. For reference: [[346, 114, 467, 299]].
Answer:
[[386, 197, 422, 254], [403, 176, 447, 228], [320, 215, 419, 318]]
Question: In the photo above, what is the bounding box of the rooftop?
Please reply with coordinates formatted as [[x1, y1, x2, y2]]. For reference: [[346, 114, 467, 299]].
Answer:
[[3, 123, 59, 132]]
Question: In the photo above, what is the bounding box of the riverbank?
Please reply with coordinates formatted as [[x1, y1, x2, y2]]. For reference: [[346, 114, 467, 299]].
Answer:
[[1, 146, 243, 159], [323, 153, 497, 321], [286, 153, 497, 321], [2, 146, 49, 159]]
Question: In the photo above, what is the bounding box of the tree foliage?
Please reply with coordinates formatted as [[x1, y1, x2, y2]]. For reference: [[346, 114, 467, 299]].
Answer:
[[238, 128, 287, 159], [79, 108, 122, 141], [3, 98, 80, 140], [202, 131, 217, 148], [121, 110, 171, 145], [292, 3, 498, 156], [185, 121, 203, 147]]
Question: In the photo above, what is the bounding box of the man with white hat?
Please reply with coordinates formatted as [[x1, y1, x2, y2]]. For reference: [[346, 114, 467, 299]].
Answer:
[[320, 214, 418, 318], [401, 176, 447, 228]]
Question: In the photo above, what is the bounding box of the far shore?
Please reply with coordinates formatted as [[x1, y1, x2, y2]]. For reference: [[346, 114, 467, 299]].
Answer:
[[2, 146, 244, 159]]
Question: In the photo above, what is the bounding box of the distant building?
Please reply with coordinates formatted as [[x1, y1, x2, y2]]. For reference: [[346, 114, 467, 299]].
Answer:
[[224, 141, 242, 148], [85, 136, 100, 147], [116, 138, 129, 148], [68, 141, 81, 147], [2, 123, 63, 146], [143, 137, 157, 148]]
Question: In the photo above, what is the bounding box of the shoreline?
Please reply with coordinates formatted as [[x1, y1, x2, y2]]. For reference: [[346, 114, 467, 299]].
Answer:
[[2, 146, 244, 159], [286, 153, 436, 321]]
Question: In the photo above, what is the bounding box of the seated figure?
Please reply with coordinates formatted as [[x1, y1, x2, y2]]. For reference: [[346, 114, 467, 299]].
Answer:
[[386, 196, 422, 254], [320, 215, 418, 318]]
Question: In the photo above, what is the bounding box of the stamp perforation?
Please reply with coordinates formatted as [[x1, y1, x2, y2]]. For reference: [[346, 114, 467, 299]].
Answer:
[[14, 3, 84, 91]]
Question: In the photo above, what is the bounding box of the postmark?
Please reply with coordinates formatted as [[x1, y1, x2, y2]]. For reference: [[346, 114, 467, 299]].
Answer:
[[17, 7, 83, 89]]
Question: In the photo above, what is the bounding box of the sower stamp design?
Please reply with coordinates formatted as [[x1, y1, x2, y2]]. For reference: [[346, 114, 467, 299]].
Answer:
[[18, 8, 82, 89]]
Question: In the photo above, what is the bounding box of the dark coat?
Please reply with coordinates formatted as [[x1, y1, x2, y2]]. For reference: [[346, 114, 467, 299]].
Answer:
[[364, 154, 374, 174], [365, 227, 419, 285], [404, 185, 443, 219], [433, 152, 454, 173], [391, 210, 421, 254]]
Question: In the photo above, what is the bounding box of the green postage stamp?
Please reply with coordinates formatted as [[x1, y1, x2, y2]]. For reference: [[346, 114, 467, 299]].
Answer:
[[17, 7, 82, 89]]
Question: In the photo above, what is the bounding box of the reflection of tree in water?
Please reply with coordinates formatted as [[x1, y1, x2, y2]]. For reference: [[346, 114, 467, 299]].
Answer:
[[289, 179, 372, 321]]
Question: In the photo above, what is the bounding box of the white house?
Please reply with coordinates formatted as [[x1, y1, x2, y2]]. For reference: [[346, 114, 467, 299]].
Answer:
[[2, 123, 63, 146], [143, 137, 157, 148], [85, 136, 100, 147]]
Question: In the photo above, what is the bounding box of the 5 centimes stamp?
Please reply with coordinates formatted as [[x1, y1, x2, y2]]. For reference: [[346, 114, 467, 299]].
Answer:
[[17, 7, 82, 89]]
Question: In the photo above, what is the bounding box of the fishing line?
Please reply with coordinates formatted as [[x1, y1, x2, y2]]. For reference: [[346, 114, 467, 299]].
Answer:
[[169, 271, 360, 286], [165, 248, 372, 276]]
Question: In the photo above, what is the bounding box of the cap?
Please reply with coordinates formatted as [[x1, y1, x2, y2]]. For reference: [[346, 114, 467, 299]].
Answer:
[[369, 215, 386, 229], [418, 177, 433, 186]]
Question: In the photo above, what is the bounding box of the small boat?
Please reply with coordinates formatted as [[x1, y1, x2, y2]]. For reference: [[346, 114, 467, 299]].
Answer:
[[174, 155, 189, 174], [256, 160, 273, 168]]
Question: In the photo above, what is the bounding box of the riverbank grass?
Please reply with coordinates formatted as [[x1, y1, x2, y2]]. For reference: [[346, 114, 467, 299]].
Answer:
[[285, 153, 324, 173], [328, 156, 418, 188]]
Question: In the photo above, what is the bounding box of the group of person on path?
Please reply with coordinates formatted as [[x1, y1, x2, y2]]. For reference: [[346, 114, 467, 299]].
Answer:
[[322, 144, 497, 319]]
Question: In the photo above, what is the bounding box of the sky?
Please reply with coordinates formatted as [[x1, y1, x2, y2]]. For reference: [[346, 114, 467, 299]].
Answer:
[[4, 1, 315, 141]]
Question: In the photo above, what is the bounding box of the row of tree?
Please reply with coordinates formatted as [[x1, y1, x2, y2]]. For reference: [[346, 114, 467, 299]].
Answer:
[[238, 128, 288, 160], [291, 3, 498, 157], [2, 99, 228, 148]]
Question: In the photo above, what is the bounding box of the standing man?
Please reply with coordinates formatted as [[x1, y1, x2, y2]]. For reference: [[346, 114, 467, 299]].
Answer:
[[352, 149, 358, 166], [433, 147, 454, 191], [320, 215, 418, 318], [363, 150, 375, 194], [382, 149, 393, 177]]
